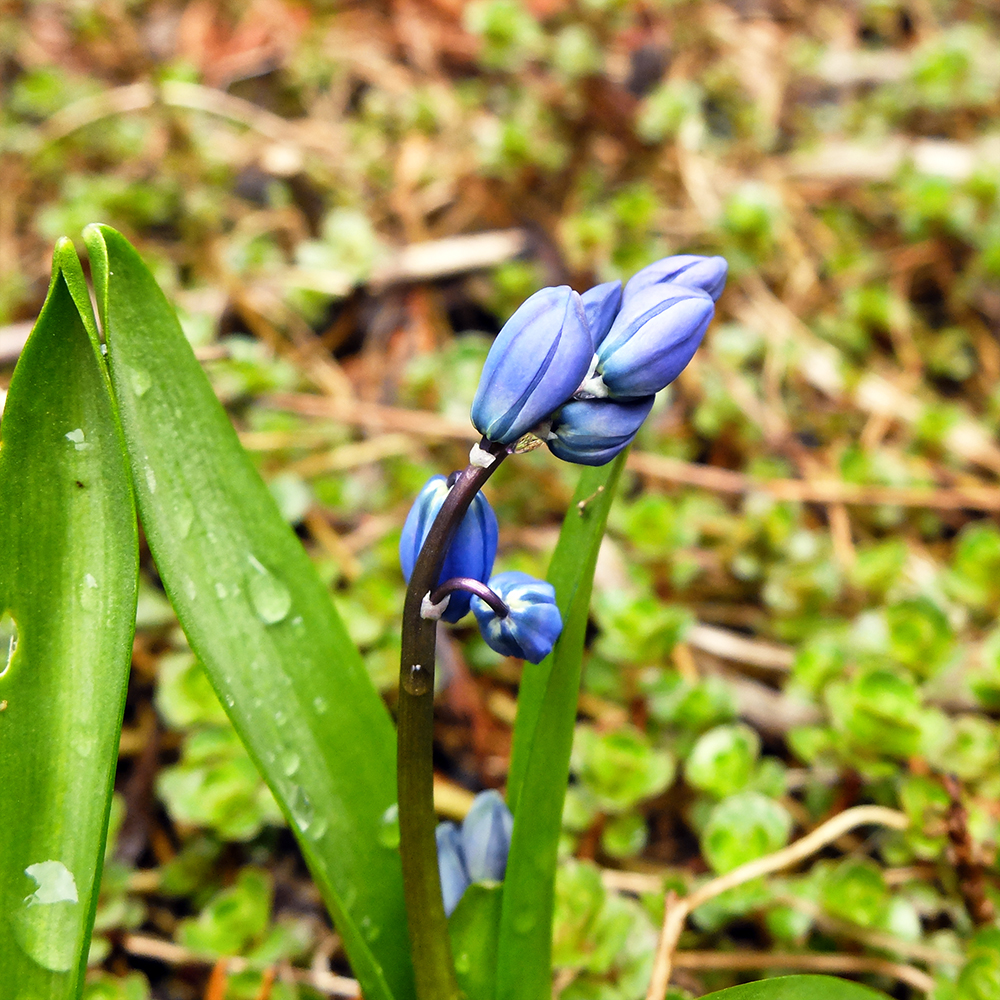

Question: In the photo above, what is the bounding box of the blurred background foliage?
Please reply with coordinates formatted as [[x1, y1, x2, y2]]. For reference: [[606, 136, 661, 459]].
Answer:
[[2, 0, 1000, 997]]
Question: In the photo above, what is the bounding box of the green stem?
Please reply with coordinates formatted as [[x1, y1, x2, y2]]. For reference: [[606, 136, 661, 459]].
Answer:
[[398, 440, 507, 1000]]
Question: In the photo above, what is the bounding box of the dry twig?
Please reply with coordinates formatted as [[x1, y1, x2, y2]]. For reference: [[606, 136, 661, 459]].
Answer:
[[645, 806, 909, 1000]]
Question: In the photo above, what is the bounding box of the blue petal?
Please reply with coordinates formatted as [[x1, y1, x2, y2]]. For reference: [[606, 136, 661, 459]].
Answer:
[[472, 572, 563, 663], [547, 395, 655, 466], [596, 284, 714, 398], [624, 254, 728, 303], [399, 476, 499, 622], [436, 822, 471, 916], [580, 280, 622, 347], [461, 790, 513, 883], [471, 286, 593, 445]]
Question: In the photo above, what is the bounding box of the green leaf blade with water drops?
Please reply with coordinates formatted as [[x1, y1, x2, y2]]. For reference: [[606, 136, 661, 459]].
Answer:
[[497, 452, 627, 1000], [0, 239, 139, 999], [83, 224, 414, 1000], [700, 976, 890, 1000]]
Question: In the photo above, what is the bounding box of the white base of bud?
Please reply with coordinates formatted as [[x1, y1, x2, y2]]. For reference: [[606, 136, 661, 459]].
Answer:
[[420, 591, 451, 620], [469, 442, 497, 468]]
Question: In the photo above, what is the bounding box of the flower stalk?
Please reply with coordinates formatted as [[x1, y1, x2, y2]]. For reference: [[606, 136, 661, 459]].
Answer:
[[397, 439, 507, 1000]]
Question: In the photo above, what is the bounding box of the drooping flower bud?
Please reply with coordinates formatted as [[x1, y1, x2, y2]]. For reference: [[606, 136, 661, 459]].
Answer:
[[472, 571, 562, 663], [471, 286, 593, 445], [588, 283, 714, 399], [546, 395, 655, 466], [580, 279, 622, 347], [461, 789, 514, 883], [399, 475, 499, 623], [623, 254, 728, 304], [435, 821, 471, 917]]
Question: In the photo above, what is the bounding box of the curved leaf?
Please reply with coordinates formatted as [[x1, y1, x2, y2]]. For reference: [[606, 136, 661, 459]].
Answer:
[[497, 453, 627, 1000], [0, 241, 138, 998], [700, 975, 890, 1000], [83, 225, 413, 1000]]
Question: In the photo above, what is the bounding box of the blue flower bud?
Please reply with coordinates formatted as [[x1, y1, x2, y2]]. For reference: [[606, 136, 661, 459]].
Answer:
[[399, 475, 499, 623], [592, 283, 714, 398], [461, 790, 514, 883], [471, 286, 593, 445], [624, 254, 728, 303], [580, 280, 622, 347], [546, 395, 655, 466], [435, 821, 471, 917], [472, 571, 562, 664]]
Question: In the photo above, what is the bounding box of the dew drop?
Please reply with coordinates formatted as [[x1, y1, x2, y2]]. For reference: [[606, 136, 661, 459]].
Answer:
[[454, 951, 471, 975], [513, 910, 537, 935], [313, 695, 329, 715], [378, 804, 400, 849], [289, 786, 315, 832], [145, 467, 157, 493], [360, 915, 381, 942], [64, 428, 91, 452], [184, 577, 197, 601], [402, 663, 432, 696], [13, 861, 81, 972], [283, 752, 301, 777], [175, 498, 195, 539], [127, 366, 152, 397], [224, 694, 235, 708], [214, 582, 228, 599], [84, 573, 97, 589], [274, 710, 287, 726], [1, 610, 19, 679], [247, 555, 292, 625], [307, 815, 329, 842]]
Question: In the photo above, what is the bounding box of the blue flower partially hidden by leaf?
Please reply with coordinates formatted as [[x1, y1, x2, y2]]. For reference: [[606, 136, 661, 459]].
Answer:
[[472, 571, 562, 663], [436, 790, 514, 916], [471, 285, 593, 445], [399, 475, 499, 622]]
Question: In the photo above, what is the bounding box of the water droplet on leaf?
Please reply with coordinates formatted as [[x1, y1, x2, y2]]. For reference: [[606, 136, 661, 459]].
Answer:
[[0, 610, 19, 679], [247, 555, 291, 625], [402, 663, 432, 696], [13, 861, 82, 972], [283, 753, 301, 777], [313, 695, 328, 714], [127, 367, 152, 397], [378, 804, 400, 849]]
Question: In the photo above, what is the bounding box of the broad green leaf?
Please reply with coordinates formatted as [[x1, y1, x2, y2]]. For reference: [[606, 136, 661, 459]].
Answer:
[[82, 225, 413, 1000], [497, 453, 627, 1000], [0, 241, 138, 998], [448, 883, 503, 1000], [700, 975, 889, 999]]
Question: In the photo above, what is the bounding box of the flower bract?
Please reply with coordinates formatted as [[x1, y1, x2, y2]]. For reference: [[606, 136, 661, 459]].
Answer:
[[472, 571, 562, 663], [399, 475, 499, 622], [546, 395, 655, 466], [471, 285, 593, 445]]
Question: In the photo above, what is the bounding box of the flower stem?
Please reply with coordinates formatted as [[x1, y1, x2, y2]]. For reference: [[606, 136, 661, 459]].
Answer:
[[397, 440, 507, 1000], [430, 577, 509, 618]]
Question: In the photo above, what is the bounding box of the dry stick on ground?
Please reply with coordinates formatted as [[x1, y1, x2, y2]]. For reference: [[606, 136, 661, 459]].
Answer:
[[266, 395, 1000, 512], [671, 952, 935, 995], [645, 805, 910, 1000], [122, 935, 361, 998]]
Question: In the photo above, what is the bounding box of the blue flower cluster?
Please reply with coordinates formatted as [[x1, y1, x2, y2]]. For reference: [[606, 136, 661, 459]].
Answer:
[[435, 790, 513, 916], [399, 254, 725, 662], [472, 254, 727, 465], [399, 477, 561, 660]]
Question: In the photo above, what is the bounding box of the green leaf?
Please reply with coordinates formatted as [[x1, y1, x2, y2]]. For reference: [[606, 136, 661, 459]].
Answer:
[[0, 241, 138, 998], [448, 883, 503, 1000], [497, 454, 627, 1000], [82, 225, 413, 1000], [699, 976, 890, 999]]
